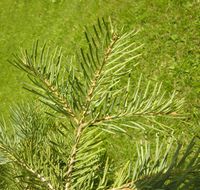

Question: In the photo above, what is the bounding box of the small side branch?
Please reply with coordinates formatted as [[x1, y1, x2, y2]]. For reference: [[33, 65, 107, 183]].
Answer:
[[0, 147, 55, 190], [23, 165, 56, 190], [43, 79, 79, 124], [91, 111, 181, 126]]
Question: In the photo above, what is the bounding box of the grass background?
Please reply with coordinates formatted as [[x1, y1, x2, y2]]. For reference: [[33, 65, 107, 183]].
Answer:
[[0, 0, 200, 162]]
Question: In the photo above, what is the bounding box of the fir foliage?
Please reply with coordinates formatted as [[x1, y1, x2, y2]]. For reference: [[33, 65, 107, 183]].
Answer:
[[0, 18, 199, 190]]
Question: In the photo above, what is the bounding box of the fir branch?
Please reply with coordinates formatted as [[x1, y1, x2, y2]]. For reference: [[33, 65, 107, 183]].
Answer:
[[91, 111, 180, 126], [83, 33, 119, 118], [64, 30, 119, 190], [109, 137, 200, 190], [0, 145, 55, 190], [11, 44, 79, 124], [20, 163, 56, 190], [64, 122, 86, 190], [42, 78, 78, 124], [5, 17, 199, 190]]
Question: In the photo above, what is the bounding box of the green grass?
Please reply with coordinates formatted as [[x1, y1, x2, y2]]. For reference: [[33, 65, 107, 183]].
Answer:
[[0, 0, 199, 161]]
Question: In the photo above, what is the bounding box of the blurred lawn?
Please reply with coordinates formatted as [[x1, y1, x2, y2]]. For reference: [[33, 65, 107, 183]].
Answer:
[[0, 0, 199, 159]]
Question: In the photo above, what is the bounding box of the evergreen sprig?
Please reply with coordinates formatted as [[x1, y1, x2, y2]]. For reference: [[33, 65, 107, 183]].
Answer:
[[0, 18, 199, 190]]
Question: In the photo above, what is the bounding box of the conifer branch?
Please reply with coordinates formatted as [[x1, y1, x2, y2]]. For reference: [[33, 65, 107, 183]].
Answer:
[[12, 46, 79, 124], [0, 146, 55, 190], [65, 31, 119, 190], [20, 163, 56, 190], [3, 18, 198, 190], [64, 122, 85, 190], [84, 33, 119, 116], [91, 111, 180, 126], [43, 78, 78, 124]]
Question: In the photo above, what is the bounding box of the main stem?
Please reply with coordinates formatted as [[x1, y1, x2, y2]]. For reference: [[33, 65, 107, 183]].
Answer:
[[65, 121, 85, 190], [64, 33, 119, 190]]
